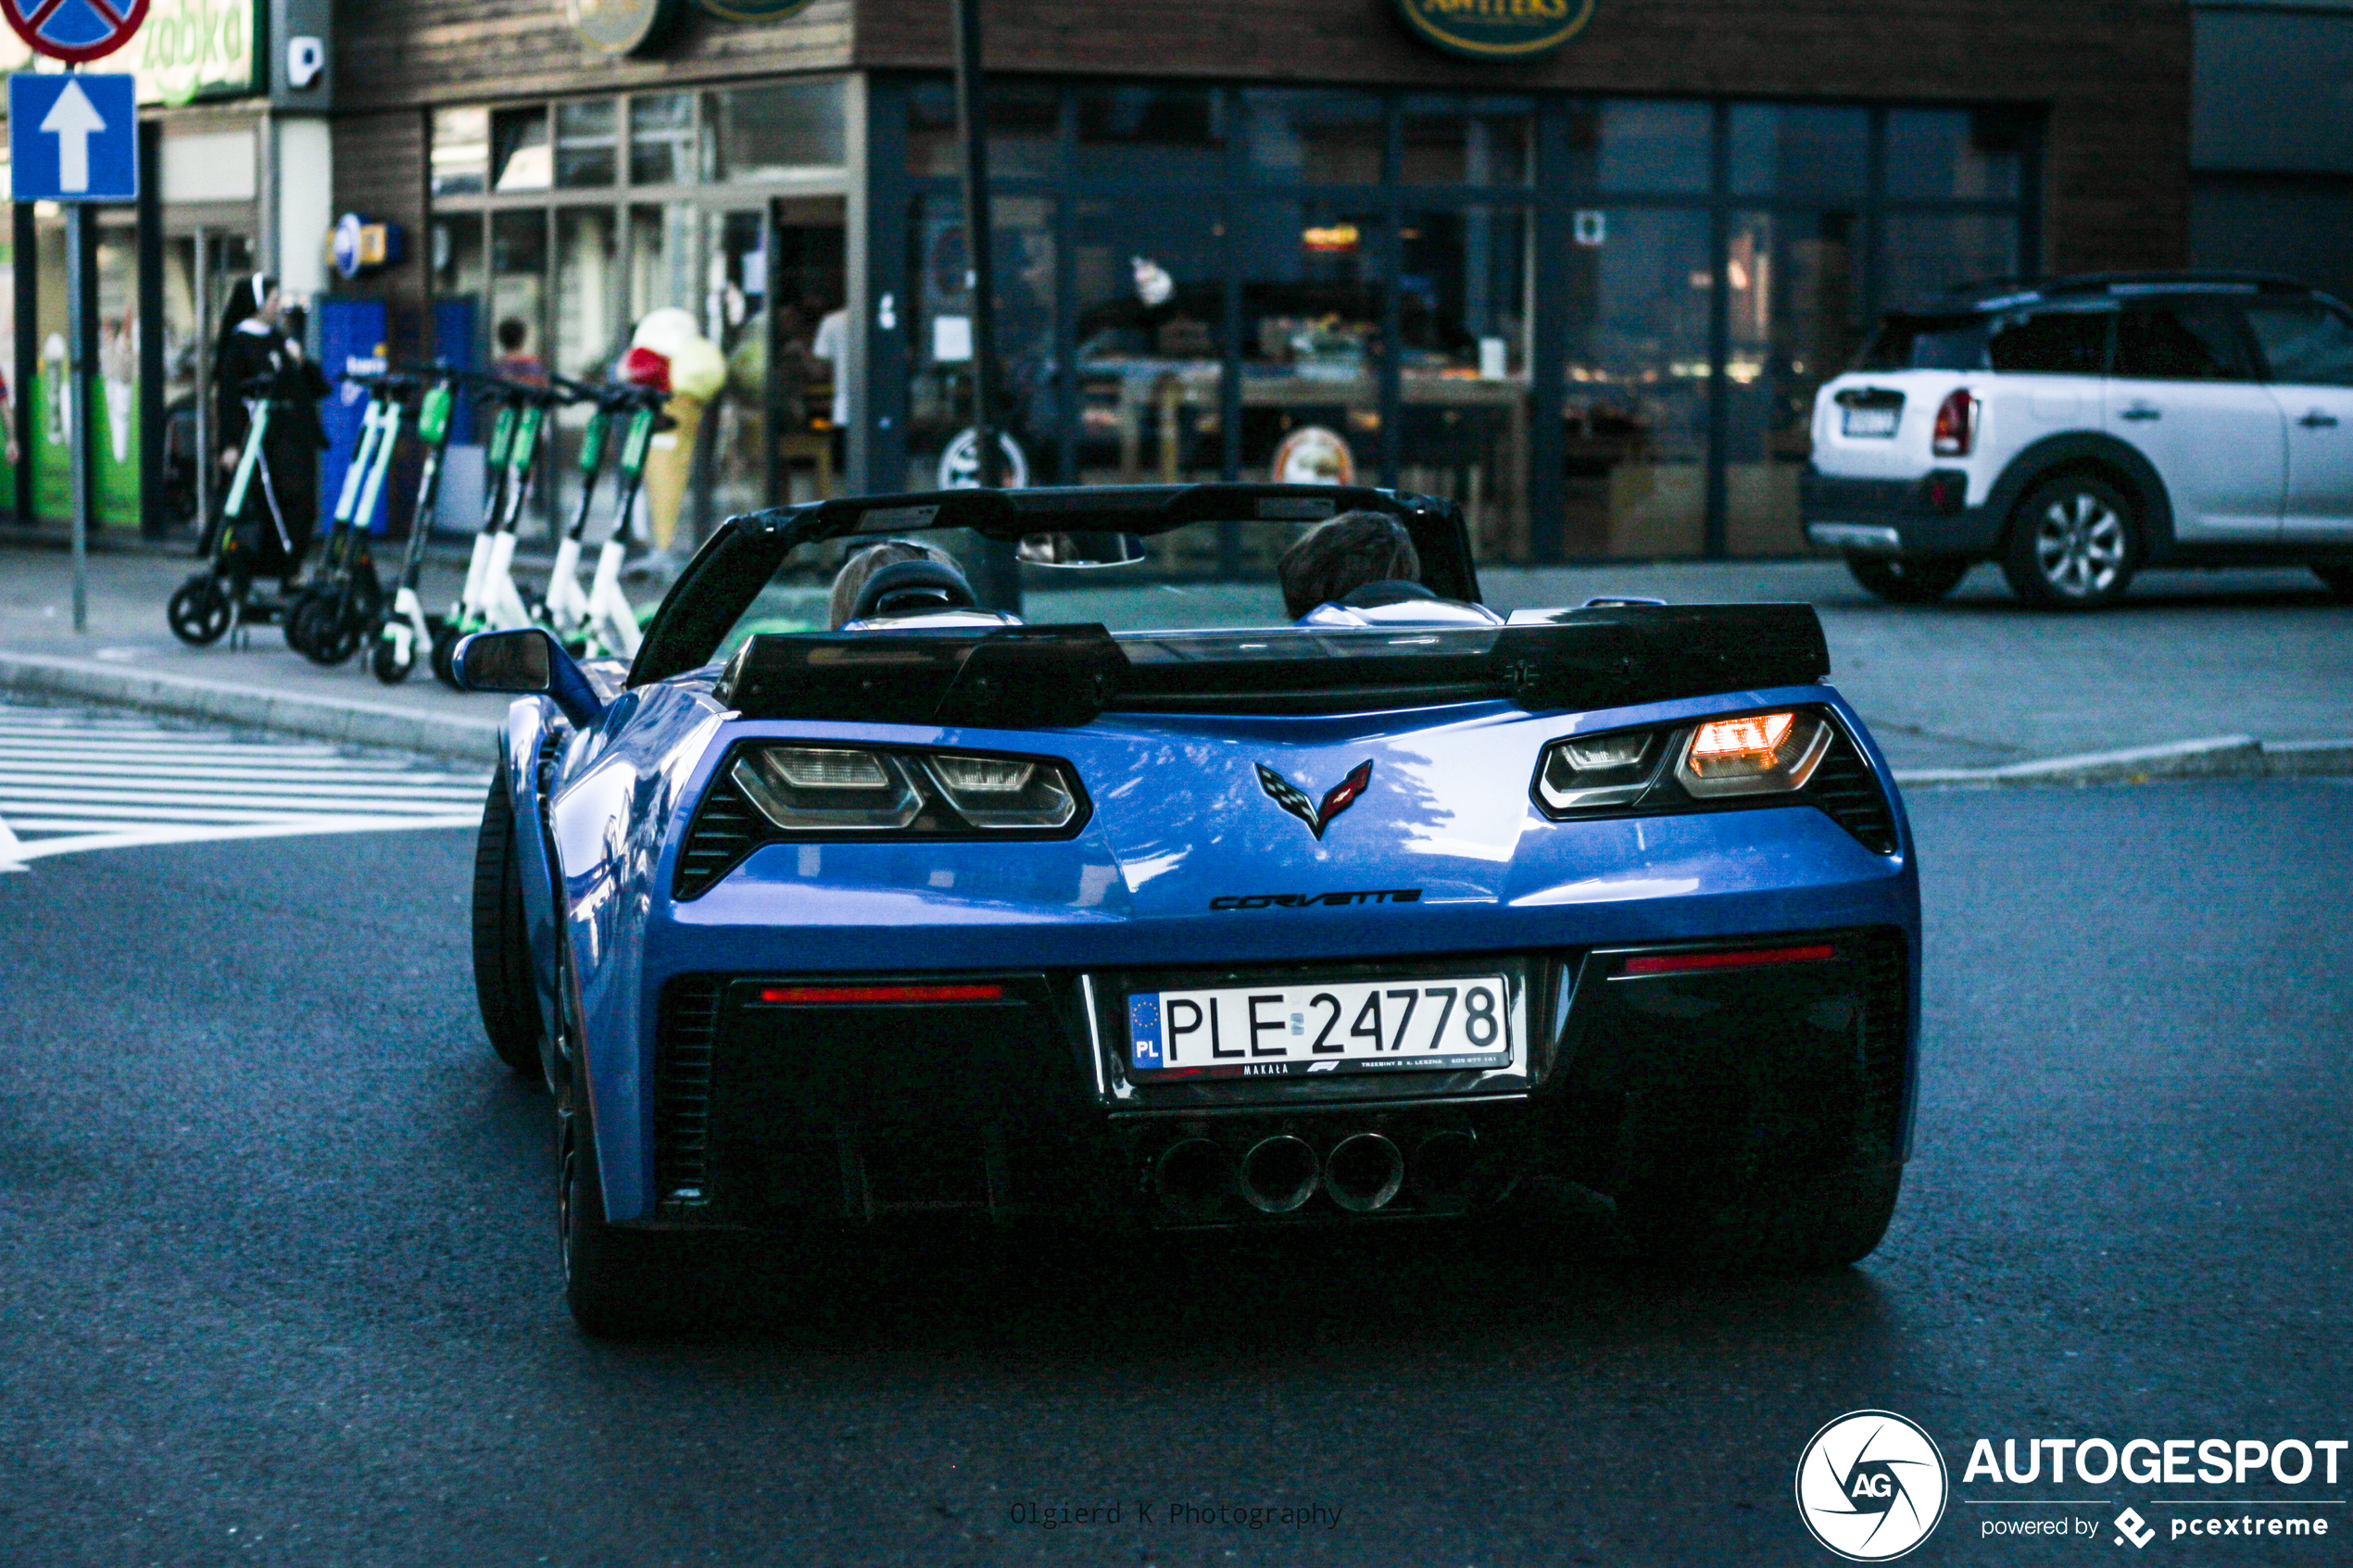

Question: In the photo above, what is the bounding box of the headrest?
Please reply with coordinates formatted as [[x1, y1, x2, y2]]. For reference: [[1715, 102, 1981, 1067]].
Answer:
[[849, 558, 977, 623], [1340, 578, 1439, 609]]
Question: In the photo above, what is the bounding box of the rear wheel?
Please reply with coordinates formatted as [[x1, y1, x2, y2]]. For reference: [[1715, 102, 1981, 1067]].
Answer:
[[559, 1079, 690, 1336], [471, 770, 545, 1080], [2314, 565, 2353, 601], [370, 629, 414, 684], [1845, 553, 1970, 604], [166, 577, 232, 646], [431, 623, 463, 688], [2002, 474, 2139, 609]]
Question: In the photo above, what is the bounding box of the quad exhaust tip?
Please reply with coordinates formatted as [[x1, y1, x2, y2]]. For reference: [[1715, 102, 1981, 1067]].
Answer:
[[1323, 1133, 1404, 1213], [1237, 1135, 1321, 1214], [1153, 1136, 1230, 1220]]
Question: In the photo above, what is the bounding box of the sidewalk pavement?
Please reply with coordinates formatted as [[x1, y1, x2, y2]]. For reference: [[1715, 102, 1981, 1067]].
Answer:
[[1, 538, 2346, 782]]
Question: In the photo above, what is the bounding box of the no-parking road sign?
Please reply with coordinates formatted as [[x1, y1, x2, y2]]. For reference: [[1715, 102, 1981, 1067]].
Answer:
[[1, 0, 148, 64], [9, 73, 137, 200]]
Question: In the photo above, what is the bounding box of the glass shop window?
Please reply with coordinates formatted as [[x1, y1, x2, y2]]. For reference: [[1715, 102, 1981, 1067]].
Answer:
[[1236, 89, 1384, 185], [630, 94, 698, 187], [705, 80, 846, 182], [1729, 104, 1869, 200], [1562, 100, 1712, 194], [1884, 108, 2025, 201], [906, 82, 1061, 180], [1400, 96, 1532, 187], [555, 98, 618, 189], [490, 106, 551, 193], [1072, 85, 1227, 183], [431, 106, 489, 196]]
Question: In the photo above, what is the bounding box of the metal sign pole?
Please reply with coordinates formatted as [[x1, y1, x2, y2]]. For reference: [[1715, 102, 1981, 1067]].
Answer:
[[950, 0, 1021, 612], [950, 0, 1000, 492], [65, 199, 90, 632]]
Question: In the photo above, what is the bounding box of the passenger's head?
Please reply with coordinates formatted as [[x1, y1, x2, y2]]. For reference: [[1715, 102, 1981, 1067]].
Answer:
[[827, 538, 962, 630], [496, 317, 530, 355], [1277, 510, 1422, 620]]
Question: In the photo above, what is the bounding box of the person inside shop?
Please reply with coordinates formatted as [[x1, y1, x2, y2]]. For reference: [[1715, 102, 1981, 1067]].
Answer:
[[493, 317, 547, 385], [1277, 510, 1501, 627], [213, 273, 330, 592]]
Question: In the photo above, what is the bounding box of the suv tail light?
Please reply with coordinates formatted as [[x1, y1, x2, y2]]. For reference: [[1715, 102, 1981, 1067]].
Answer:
[[1931, 388, 1979, 457]]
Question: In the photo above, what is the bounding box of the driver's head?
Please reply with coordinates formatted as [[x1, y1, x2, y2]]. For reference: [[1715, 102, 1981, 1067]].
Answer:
[[1277, 511, 1421, 620], [828, 539, 961, 629]]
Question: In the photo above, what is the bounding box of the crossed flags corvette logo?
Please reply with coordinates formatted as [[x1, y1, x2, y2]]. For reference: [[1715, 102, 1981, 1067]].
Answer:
[[1255, 759, 1373, 840]]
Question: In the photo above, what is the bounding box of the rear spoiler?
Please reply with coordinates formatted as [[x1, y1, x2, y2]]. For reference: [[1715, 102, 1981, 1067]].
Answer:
[[711, 604, 1829, 726]]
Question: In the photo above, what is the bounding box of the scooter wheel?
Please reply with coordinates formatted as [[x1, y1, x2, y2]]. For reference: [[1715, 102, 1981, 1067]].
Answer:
[[167, 578, 233, 646], [431, 624, 462, 689], [283, 591, 320, 656], [371, 634, 413, 685], [290, 596, 342, 664]]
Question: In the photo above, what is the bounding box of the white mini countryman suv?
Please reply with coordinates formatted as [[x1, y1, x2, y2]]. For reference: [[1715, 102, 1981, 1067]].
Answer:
[[1805, 273, 2353, 608]]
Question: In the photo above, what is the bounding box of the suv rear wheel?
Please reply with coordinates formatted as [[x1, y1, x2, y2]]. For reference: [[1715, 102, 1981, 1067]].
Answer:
[[2003, 474, 2139, 609], [2314, 565, 2353, 602], [1845, 554, 1970, 604]]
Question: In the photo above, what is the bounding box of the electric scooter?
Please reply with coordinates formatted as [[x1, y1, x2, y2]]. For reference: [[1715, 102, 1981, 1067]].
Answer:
[[538, 378, 667, 659], [367, 367, 460, 684], [288, 371, 408, 665], [428, 376, 522, 687], [166, 371, 302, 647]]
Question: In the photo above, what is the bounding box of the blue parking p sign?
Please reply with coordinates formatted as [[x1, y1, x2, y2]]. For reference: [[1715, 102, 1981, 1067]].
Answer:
[[9, 74, 137, 202]]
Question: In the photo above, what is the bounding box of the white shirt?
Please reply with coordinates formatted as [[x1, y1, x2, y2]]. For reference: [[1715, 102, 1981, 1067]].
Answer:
[[812, 307, 849, 429]]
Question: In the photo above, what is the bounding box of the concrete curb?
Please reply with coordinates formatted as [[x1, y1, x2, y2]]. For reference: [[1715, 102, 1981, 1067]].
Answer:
[[1894, 734, 2353, 788], [0, 651, 502, 764]]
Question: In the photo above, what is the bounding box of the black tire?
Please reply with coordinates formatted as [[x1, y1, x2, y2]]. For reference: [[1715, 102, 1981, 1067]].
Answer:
[[2313, 565, 2353, 602], [370, 630, 413, 684], [559, 1083, 689, 1337], [1617, 1163, 1902, 1273], [2001, 473, 2140, 609], [431, 623, 463, 689], [289, 595, 342, 664], [471, 771, 545, 1080], [1845, 553, 1970, 604], [166, 577, 232, 646]]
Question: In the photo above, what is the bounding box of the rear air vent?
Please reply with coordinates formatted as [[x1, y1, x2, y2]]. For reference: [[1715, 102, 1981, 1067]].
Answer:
[[1806, 732, 1901, 855], [655, 975, 724, 1213], [673, 769, 763, 899]]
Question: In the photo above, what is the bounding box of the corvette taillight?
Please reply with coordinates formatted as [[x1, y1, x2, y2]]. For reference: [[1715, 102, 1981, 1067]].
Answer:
[[1931, 388, 1978, 456], [1678, 710, 1832, 797], [729, 744, 1082, 834]]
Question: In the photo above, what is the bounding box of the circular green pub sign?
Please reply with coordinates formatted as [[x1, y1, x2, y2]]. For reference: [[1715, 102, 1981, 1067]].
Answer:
[[692, 0, 815, 19], [1393, 0, 1595, 58], [565, 0, 682, 56]]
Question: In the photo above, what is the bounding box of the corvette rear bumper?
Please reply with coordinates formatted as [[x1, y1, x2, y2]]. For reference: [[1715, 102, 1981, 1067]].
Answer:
[[630, 927, 1911, 1232]]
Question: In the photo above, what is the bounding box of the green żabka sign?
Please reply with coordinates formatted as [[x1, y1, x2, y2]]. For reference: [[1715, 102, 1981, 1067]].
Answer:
[[0, 0, 254, 104], [1394, 0, 1594, 58]]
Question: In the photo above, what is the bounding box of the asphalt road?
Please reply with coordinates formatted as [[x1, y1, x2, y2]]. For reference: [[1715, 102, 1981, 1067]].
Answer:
[[2, 778, 2349, 1566]]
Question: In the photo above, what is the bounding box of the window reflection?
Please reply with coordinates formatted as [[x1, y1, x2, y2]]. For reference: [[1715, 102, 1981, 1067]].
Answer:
[[1235, 200, 1385, 509], [704, 82, 846, 181], [1400, 207, 1532, 558], [431, 107, 489, 196], [490, 107, 551, 194], [1564, 99, 1713, 194], [1884, 108, 2024, 201], [1729, 105, 1869, 199], [1401, 96, 1531, 186], [555, 99, 616, 189], [1073, 85, 1227, 183], [1237, 91, 1384, 184], [629, 94, 697, 187], [1071, 200, 1226, 491], [1560, 208, 1712, 557], [1724, 208, 1863, 553], [905, 194, 1057, 490]]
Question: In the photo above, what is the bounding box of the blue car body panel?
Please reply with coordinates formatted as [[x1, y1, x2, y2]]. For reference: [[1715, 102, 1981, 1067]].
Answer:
[[510, 666, 1917, 1224]]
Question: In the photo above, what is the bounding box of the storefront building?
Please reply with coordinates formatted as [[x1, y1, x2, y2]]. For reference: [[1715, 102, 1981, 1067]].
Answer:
[[6, 0, 2193, 561]]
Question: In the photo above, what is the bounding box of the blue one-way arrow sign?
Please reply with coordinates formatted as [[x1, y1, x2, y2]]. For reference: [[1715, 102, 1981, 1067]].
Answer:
[[9, 73, 137, 202]]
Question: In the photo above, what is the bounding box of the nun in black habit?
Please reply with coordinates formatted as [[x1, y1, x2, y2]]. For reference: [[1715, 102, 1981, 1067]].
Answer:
[[212, 273, 329, 587]]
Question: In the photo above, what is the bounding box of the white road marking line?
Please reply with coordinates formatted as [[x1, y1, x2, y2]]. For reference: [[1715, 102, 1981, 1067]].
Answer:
[[5, 816, 480, 861], [0, 704, 492, 862]]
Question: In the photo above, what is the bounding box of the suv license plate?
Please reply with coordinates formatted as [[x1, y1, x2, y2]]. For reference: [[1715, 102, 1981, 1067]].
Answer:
[[1842, 407, 1900, 437], [1127, 975, 1515, 1077]]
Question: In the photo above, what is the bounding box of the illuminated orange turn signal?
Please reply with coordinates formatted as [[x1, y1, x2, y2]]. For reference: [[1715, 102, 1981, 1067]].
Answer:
[[1677, 710, 1832, 797]]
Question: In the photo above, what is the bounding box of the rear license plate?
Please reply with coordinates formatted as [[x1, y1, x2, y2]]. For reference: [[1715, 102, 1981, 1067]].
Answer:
[[1127, 975, 1515, 1078], [1841, 407, 1900, 437]]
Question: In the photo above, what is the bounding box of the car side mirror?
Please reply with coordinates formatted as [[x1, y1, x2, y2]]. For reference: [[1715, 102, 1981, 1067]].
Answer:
[[1016, 530, 1147, 569], [453, 628, 605, 726]]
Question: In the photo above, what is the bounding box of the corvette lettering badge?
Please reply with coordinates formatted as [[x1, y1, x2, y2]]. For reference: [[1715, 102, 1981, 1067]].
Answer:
[[1255, 759, 1373, 840]]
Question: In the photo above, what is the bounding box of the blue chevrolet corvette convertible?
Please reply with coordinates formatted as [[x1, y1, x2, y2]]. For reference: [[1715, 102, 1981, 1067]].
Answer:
[[456, 483, 1919, 1335]]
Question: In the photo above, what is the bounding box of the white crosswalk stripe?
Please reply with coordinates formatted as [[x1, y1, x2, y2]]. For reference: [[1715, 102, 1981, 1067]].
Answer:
[[0, 703, 487, 868]]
